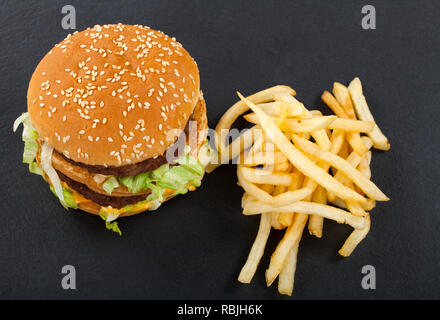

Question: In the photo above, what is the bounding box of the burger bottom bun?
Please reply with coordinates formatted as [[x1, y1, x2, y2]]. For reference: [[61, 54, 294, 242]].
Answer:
[[76, 194, 176, 217]]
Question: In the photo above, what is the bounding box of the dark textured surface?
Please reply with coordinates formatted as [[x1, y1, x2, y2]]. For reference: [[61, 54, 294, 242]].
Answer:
[[0, 0, 439, 299]]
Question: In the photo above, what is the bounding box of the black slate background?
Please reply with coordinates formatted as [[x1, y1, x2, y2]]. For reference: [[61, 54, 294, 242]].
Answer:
[[0, 0, 439, 299]]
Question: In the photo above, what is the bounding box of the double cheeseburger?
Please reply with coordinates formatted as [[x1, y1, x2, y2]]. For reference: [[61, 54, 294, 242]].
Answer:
[[14, 24, 209, 233]]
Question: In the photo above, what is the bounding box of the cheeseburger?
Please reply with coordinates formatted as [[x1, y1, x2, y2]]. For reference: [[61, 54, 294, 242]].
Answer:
[[14, 24, 210, 234]]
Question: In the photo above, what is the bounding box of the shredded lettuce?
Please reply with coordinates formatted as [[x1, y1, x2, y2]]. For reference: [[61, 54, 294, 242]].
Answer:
[[174, 154, 204, 176], [99, 211, 122, 236], [198, 140, 215, 167], [28, 162, 43, 176], [63, 188, 78, 209], [41, 142, 67, 208], [132, 172, 151, 194], [117, 154, 204, 204], [13, 113, 29, 132], [23, 140, 39, 164], [49, 184, 77, 209], [146, 182, 165, 202], [105, 221, 122, 236], [14, 113, 71, 208], [102, 176, 120, 194], [14, 112, 39, 164]]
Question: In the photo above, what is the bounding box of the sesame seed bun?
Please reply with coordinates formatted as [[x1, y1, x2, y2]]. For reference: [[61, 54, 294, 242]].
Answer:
[[27, 23, 200, 167]]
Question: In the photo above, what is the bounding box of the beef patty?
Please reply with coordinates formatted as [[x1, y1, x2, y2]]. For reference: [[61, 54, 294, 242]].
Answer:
[[55, 114, 193, 177], [58, 170, 149, 208]]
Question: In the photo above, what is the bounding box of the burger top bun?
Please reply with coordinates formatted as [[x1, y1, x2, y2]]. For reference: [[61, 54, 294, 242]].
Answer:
[[28, 24, 200, 167]]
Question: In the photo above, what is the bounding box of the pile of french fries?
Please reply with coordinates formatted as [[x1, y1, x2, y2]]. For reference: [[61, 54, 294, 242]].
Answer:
[[207, 77, 390, 296]]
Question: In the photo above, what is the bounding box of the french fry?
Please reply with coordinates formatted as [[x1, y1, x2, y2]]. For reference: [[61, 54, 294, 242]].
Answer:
[[331, 196, 371, 210], [278, 174, 309, 226], [241, 192, 254, 208], [346, 131, 368, 155], [333, 82, 356, 120], [275, 161, 290, 172], [266, 212, 308, 286], [323, 88, 368, 155], [243, 201, 365, 229], [308, 186, 327, 237], [345, 182, 368, 217], [358, 151, 372, 179], [278, 211, 295, 228], [278, 243, 300, 296], [257, 101, 303, 117], [291, 135, 389, 201], [329, 118, 374, 132], [237, 92, 366, 203], [270, 184, 287, 230], [206, 126, 262, 173], [214, 82, 389, 296], [273, 92, 308, 113], [215, 86, 295, 151], [243, 133, 265, 165], [330, 129, 345, 154], [244, 152, 276, 166], [328, 138, 373, 200], [211, 86, 297, 173], [348, 78, 390, 150], [311, 129, 332, 152], [361, 199, 376, 211], [307, 126, 331, 235], [276, 93, 333, 153], [271, 188, 315, 207], [339, 214, 371, 257], [271, 214, 284, 230], [237, 165, 274, 203], [333, 152, 363, 187], [330, 197, 347, 209], [238, 213, 272, 283], [244, 113, 338, 133], [338, 139, 349, 158], [321, 90, 348, 118], [278, 170, 303, 227], [240, 167, 294, 186]]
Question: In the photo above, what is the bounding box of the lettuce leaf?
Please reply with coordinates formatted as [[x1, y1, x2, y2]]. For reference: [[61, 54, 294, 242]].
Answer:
[[49, 184, 77, 209], [132, 172, 151, 193], [105, 221, 122, 236], [99, 210, 122, 236], [14, 112, 39, 164], [102, 176, 120, 194], [63, 188, 78, 209], [117, 154, 204, 204], [174, 154, 204, 176], [29, 162, 43, 176]]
